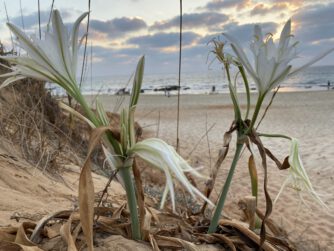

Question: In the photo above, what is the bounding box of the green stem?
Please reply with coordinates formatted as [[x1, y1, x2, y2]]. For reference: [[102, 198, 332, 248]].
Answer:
[[73, 89, 99, 126], [208, 138, 244, 233], [257, 133, 291, 140], [225, 64, 242, 121], [238, 66, 250, 120], [75, 90, 123, 155], [246, 95, 264, 134], [119, 166, 141, 240]]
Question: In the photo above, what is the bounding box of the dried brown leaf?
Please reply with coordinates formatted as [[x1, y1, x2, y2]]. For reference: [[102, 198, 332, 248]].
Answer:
[[141, 209, 152, 241], [249, 132, 273, 247], [0, 223, 43, 251], [201, 131, 232, 212], [79, 126, 117, 251], [30, 210, 71, 243], [218, 220, 276, 251], [223, 131, 232, 147], [248, 155, 258, 199], [264, 148, 289, 170], [148, 234, 160, 251], [44, 224, 61, 239], [146, 206, 160, 225], [111, 203, 126, 220], [0, 241, 43, 251], [0, 231, 16, 242], [15, 222, 36, 246], [212, 233, 236, 251], [79, 156, 94, 251], [60, 213, 77, 251], [155, 235, 200, 251]]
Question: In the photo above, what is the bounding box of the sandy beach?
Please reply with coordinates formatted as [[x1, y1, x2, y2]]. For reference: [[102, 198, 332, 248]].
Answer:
[[0, 90, 333, 250], [88, 90, 334, 249]]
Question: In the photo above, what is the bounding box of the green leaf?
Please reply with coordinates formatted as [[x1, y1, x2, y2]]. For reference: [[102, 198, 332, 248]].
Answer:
[[120, 108, 129, 151], [129, 56, 145, 109], [96, 99, 110, 126]]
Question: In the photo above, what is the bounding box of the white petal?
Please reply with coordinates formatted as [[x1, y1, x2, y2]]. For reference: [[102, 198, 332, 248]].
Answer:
[[269, 65, 291, 90], [256, 47, 275, 92], [71, 12, 89, 72], [52, 10, 75, 81], [278, 19, 291, 52], [223, 33, 258, 79], [130, 138, 213, 209], [266, 38, 277, 60], [288, 47, 334, 77]]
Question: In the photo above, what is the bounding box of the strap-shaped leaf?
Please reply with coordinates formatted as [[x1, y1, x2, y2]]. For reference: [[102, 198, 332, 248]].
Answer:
[[129, 56, 145, 108]]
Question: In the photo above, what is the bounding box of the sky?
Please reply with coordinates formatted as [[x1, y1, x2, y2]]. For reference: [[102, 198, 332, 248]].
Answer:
[[0, 0, 334, 76]]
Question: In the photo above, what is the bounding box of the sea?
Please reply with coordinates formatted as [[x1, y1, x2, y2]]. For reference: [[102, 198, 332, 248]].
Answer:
[[48, 65, 334, 96]]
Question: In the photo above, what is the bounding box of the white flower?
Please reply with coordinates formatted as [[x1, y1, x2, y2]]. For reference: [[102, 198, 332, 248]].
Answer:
[[224, 19, 334, 96], [0, 10, 87, 99], [129, 138, 214, 212], [274, 138, 327, 209]]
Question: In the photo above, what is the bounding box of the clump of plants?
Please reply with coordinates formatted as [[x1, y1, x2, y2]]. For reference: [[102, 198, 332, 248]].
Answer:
[[0, 10, 212, 249], [207, 20, 332, 243], [0, 9, 332, 251]]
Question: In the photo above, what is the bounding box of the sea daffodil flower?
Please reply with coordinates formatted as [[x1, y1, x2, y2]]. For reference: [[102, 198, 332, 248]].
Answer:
[[224, 19, 334, 96], [129, 138, 213, 211], [274, 138, 327, 209], [0, 10, 86, 98]]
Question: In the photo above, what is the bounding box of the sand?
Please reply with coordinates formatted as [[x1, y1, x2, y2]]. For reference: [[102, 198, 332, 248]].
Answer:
[[0, 90, 333, 250], [90, 90, 334, 249]]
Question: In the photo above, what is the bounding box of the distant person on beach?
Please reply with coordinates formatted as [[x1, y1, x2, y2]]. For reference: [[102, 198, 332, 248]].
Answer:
[[328, 80, 331, 90], [164, 88, 171, 97], [212, 85, 216, 93]]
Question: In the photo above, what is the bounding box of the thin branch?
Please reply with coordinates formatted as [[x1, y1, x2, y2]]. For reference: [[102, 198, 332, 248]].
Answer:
[[156, 110, 161, 137], [90, 41, 93, 94], [19, 0, 25, 30], [95, 169, 119, 221], [176, 0, 182, 152], [37, 0, 41, 39], [47, 0, 55, 31], [187, 122, 216, 158], [4, 2, 14, 52], [79, 0, 91, 88], [256, 86, 280, 130], [205, 113, 212, 170]]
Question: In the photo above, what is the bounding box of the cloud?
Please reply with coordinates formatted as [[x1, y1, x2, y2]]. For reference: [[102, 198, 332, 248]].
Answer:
[[199, 21, 278, 45], [294, 2, 334, 43], [150, 12, 228, 30], [9, 9, 72, 30], [250, 3, 289, 16], [91, 43, 213, 75], [267, 0, 308, 8], [127, 32, 200, 49], [90, 17, 147, 38], [202, 0, 250, 11]]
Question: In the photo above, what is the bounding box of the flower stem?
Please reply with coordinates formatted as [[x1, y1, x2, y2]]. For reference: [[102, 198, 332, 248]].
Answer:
[[208, 138, 244, 233], [246, 95, 264, 134], [257, 133, 291, 140], [238, 66, 250, 120], [225, 63, 242, 121], [119, 166, 141, 240]]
